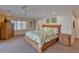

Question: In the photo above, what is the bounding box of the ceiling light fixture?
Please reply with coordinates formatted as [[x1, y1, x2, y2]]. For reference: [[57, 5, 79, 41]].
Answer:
[[22, 5, 31, 18], [22, 5, 28, 18], [22, 5, 27, 10], [52, 11, 56, 15]]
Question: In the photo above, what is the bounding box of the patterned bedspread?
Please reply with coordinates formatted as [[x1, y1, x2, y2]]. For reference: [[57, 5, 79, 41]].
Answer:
[[25, 31, 58, 48]]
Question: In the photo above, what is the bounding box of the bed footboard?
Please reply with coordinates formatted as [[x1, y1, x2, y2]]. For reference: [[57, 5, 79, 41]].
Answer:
[[24, 36, 43, 53], [24, 36, 58, 53]]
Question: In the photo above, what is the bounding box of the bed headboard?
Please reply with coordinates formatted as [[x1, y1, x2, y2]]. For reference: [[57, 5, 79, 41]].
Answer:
[[42, 24, 61, 33]]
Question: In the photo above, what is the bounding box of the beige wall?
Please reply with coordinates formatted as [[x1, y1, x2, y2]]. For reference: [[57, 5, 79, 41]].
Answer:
[[36, 13, 76, 45], [0, 15, 6, 28], [0, 13, 36, 35], [75, 17, 79, 38], [71, 13, 77, 44], [36, 14, 72, 34], [14, 19, 36, 35], [0, 15, 6, 22], [14, 30, 27, 35]]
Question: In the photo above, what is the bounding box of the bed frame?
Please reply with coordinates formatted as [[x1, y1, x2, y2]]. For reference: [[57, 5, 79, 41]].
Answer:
[[25, 24, 61, 53]]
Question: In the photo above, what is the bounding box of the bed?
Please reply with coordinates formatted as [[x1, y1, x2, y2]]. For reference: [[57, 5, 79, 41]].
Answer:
[[25, 24, 61, 52]]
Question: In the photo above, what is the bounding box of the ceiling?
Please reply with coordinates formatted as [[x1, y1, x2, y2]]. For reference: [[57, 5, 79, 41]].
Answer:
[[0, 5, 79, 20]]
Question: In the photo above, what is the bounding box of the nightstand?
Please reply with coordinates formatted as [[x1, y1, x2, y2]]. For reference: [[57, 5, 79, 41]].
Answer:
[[59, 33, 71, 46]]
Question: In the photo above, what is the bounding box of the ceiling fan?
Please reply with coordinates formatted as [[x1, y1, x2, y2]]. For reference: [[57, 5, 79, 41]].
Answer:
[[22, 5, 31, 18]]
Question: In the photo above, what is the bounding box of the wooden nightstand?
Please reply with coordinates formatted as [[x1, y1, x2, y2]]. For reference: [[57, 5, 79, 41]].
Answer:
[[59, 33, 71, 46]]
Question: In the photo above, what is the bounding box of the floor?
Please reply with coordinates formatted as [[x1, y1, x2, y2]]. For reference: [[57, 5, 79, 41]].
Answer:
[[0, 35, 79, 53], [0, 36, 37, 53], [44, 39, 79, 53]]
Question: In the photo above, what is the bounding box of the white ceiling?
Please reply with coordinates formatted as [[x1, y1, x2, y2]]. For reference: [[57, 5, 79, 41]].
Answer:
[[0, 5, 79, 19]]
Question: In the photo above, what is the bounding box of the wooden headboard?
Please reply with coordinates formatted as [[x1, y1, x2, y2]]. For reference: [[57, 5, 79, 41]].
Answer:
[[42, 24, 61, 33]]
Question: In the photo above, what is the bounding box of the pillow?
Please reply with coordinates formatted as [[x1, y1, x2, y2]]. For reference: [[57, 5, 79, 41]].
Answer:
[[53, 28, 58, 34], [41, 30, 47, 39], [40, 28, 58, 38]]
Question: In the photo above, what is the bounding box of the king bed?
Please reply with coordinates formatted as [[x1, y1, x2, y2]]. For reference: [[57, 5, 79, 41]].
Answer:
[[25, 24, 61, 52]]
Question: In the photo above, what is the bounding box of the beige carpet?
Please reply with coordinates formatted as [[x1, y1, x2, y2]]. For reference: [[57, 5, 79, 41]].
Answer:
[[0, 35, 79, 53], [44, 38, 79, 53], [0, 36, 38, 53]]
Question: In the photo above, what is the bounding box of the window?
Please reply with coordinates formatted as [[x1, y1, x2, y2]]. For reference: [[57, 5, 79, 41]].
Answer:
[[46, 18, 50, 23], [11, 20, 27, 30], [51, 17, 57, 23], [22, 21, 27, 29]]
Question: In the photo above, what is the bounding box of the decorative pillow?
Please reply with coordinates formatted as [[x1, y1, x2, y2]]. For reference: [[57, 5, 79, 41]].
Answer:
[[40, 28, 58, 39], [41, 30, 47, 39], [53, 28, 58, 34]]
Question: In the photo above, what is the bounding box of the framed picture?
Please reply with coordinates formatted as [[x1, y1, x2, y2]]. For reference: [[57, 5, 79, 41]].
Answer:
[[51, 17, 57, 23], [29, 21, 32, 27], [46, 18, 50, 23]]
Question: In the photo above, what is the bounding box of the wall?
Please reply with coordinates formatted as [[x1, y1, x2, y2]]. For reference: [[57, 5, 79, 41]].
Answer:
[[36, 12, 77, 44], [71, 13, 76, 44], [76, 17, 79, 38], [14, 30, 27, 35], [0, 12, 37, 35], [14, 19, 36, 35], [27, 19, 36, 31], [57, 14, 72, 34], [0, 15, 6, 28], [36, 13, 72, 35], [0, 15, 7, 22], [57, 13, 76, 44]]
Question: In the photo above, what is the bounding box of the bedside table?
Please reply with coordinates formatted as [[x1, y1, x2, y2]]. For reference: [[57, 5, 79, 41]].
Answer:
[[59, 33, 71, 46]]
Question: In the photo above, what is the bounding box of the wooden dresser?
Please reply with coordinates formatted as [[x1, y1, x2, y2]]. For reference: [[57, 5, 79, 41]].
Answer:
[[0, 23, 1, 39], [59, 33, 71, 46], [0, 22, 14, 40]]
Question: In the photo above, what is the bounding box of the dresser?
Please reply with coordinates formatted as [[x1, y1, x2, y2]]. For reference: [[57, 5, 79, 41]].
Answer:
[[0, 22, 14, 40], [59, 33, 71, 46]]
